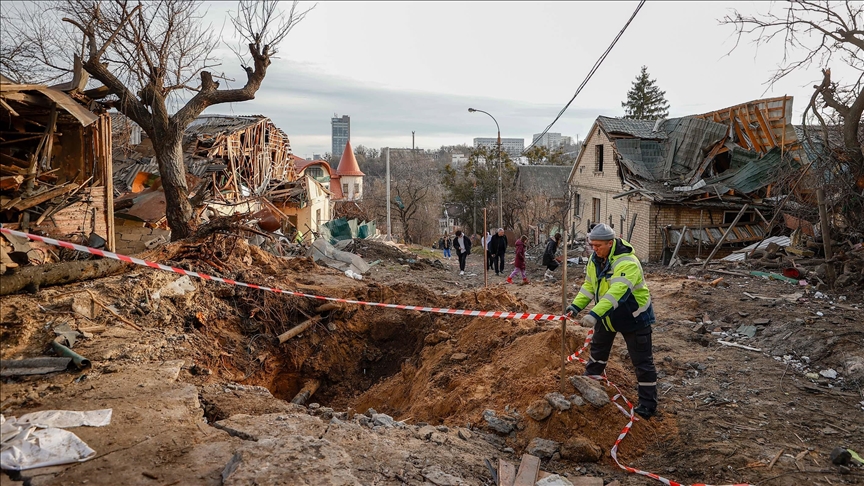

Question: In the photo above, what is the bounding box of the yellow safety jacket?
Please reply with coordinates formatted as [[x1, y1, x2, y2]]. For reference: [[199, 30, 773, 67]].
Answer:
[[571, 238, 654, 333]]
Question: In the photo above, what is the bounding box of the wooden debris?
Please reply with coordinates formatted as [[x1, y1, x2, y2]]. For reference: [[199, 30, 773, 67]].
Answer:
[[512, 454, 540, 486], [717, 340, 761, 352], [497, 459, 516, 486]]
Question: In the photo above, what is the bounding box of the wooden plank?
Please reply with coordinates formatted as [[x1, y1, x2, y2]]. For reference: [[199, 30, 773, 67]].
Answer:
[[498, 459, 516, 486], [730, 109, 748, 149], [738, 107, 763, 153], [11, 183, 77, 211], [513, 454, 540, 486], [756, 108, 777, 148]]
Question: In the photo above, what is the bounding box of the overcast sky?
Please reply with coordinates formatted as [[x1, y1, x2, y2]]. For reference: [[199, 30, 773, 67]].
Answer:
[[200, 1, 849, 159]]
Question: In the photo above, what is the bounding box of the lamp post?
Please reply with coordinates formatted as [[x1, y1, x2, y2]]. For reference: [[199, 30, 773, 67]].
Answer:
[[468, 108, 502, 229]]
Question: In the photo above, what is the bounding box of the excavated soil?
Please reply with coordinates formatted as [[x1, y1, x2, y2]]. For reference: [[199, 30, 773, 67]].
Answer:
[[1, 234, 863, 485]]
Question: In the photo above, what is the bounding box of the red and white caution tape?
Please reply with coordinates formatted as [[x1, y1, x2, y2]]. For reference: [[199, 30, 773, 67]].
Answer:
[[566, 325, 754, 486], [0, 228, 565, 322], [2, 227, 755, 486]]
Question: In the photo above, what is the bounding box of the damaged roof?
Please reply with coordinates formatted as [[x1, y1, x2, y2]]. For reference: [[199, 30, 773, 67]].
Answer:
[[185, 115, 267, 136], [578, 96, 808, 202]]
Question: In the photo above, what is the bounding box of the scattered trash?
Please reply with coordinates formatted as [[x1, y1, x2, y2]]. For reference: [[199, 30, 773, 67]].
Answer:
[[52, 323, 90, 369], [0, 409, 111, 470], [153, 275, 196, 299], [344, 269, 363, 281], [735, 325, 757, 338], [819, 369, 838, 379]]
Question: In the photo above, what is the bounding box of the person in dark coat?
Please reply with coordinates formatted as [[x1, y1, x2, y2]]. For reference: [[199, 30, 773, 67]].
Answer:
[[542, 232, 563, 279], [489, 228, 508, 276], [451, 230, 471, 275]]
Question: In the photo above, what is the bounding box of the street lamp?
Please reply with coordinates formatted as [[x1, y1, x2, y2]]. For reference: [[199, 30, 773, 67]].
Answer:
[[468, 108, 502, 229]]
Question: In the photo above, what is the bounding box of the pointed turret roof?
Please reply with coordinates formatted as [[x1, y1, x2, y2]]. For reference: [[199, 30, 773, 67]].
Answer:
[[336, 140, 365, 176]]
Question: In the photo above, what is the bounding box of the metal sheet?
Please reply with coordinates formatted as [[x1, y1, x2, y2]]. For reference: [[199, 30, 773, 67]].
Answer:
[[35, 87, 98, 126]]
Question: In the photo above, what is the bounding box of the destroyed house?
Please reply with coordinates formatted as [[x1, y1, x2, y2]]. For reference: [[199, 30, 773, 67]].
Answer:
[[0, 74, 115, 253], [112, 115, 305, 233], [113, 114, 297, 198], [568, 96, 807, 262]]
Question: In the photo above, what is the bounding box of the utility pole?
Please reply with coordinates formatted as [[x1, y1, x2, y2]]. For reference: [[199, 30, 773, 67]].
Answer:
[[412, 131, 415, 152], [385, 148, 392, 240], [497, 131, 502, 229]]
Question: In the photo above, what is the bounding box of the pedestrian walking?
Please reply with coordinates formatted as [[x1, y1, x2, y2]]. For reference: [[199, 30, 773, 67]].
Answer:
[[440, 233, 452, 259], [565, 223, 658, 419], [452, 230, 471, 276], [489, 228, 508, 276], [542, 232, 563, 280], [507, 235, 529, 284]]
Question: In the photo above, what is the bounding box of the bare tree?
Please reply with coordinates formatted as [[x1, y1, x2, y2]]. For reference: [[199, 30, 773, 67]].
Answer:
[[722, 1, 864, 167], [3, 0, 311, 239]]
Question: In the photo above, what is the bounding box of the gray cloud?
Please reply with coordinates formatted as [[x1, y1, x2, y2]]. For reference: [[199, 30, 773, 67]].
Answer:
[[204, 61, 603, 155]]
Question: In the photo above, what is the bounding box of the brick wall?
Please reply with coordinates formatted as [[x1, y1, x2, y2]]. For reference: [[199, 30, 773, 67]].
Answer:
[[39, 187, 110, 241], [570, 125, 654, 262], [648, 206, 735, 261]]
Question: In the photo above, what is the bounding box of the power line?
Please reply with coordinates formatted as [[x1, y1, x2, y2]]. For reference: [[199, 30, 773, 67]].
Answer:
[[523, 0, 646, 154]]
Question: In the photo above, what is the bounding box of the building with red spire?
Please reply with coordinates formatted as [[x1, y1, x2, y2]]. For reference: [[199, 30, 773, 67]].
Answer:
[[330, 139, 365, 202]]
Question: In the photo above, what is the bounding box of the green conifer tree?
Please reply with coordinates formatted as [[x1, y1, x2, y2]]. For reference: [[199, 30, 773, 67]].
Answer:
[[621, 66, 670, 120]]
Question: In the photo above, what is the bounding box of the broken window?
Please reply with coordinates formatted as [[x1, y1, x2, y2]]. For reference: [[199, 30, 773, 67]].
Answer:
[[723, 211, 754, 224], [595, 144, 604, 172], [575, 193, 581, 216], [354, 183, 360, 196], [592, 198, 601, 224], [343, 183, 348, 196]]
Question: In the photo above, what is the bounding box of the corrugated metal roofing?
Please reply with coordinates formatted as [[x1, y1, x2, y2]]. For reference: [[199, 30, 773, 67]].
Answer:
[[185, 115, 265, 136], [611, 117, 727, 182], [597, 116, 664, 139], [705, 147, 797, 195], [721, 236, 791, 261]]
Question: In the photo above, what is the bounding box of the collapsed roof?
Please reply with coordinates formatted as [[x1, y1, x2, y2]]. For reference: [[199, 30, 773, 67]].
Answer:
[[579, 96, 808, 204]]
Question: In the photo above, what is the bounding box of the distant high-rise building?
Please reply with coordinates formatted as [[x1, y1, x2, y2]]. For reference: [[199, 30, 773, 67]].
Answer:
[[331, 115, 350, 162], [473, 137, 525, 158], [532, 132, 572, 150]]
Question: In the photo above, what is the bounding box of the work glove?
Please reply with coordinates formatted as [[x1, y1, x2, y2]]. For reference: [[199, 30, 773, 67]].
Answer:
[[580, 314, 597, 328], [565, 304, 580, 316]]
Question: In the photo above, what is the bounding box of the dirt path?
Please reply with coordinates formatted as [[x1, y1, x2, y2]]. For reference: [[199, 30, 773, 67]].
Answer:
[[1, 238, 862, 485]]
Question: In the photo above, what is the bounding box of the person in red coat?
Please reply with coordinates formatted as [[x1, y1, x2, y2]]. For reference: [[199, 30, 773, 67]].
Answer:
[[506, 235, 529, 284]]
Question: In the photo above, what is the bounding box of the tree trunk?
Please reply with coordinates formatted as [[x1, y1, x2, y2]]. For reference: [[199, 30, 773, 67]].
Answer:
[[152, 131, 195, 240], [0, 259, 130, 295], [842, 97, 864, 169]]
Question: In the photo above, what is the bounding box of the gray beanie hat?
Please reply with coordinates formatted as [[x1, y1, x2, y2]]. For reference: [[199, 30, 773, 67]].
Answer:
[[588, 223, 615, 241]]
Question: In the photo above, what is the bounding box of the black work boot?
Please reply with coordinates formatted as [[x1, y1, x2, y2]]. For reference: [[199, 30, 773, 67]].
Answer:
[[634, 404, 656, 420]]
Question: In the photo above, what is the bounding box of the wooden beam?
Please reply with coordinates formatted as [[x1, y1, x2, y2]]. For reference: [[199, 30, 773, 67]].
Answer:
[[669, 226, 688, 268], [0, 92, 51, 107], [756, 108, 777, 148], [11, 183, 77, 211], [730, 109, 748, 149], [702, 204, 750, 269], [738, 107, 763, 153]]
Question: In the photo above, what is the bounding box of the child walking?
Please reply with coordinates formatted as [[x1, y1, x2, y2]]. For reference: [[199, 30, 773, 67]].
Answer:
[[507, 235, 529, 284]]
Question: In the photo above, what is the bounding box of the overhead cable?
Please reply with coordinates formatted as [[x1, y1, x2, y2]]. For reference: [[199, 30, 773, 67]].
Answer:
[[523, 0, 646, 154]]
